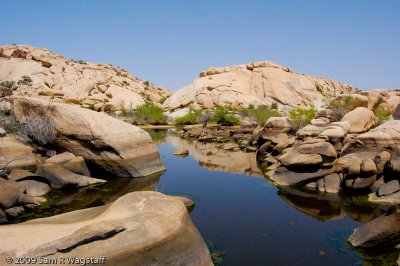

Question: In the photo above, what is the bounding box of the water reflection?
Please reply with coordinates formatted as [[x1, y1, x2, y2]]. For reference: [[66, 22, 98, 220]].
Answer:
[[164, 134, 263, 177], [10, 173, 162, 223], [277, 186, 388, 223]]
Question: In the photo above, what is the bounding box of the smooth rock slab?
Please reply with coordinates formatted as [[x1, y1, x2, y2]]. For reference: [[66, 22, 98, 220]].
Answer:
[[377, 180, 400, 197], [0, 135, 36, 171], [271, 166, 336, 186], [348, 212, 400, 247], [0, 191, 213, 265]]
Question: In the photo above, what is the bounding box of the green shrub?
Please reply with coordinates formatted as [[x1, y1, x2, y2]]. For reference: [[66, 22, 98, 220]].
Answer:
[[289, 105, 317, 131], [240, 104, 280, 125], [0, 112, 19, 134], [211, 105, 240, 126], [325, 96, 354, 121], [374, 104, 391, 125], [122, 80, 130, 86], [175, 109, 202, 125], [132, 103, 167, 125], [17, 75, 32, 86], [0, 80, 15, 89]]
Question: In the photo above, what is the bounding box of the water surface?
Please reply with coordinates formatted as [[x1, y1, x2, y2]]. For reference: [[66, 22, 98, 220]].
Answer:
[[13, 129, 398, 265]]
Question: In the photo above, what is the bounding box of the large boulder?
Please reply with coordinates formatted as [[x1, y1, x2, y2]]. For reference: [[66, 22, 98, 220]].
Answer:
[[163, 61, 354, 111], [277, 139, 336, 169], [0, 135, 36, 171], [341, 107, 376, 133], [11, 97, 165, 177], [278, 149, 323, 168], [270, 166, 336, 186], [0, 191, 213, 265], [319, 121, 351, 142], [343, 120, 400, 154], [0, 179, 40, 209], [36, 163, 105, 188]]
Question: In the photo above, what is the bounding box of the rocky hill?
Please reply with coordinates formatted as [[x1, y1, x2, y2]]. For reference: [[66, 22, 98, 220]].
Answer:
[[163, 61, 358, 112], [0, 45, 172, 112]]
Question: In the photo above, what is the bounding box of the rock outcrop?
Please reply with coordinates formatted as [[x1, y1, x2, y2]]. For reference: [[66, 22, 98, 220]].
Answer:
[[0, 135, 36, 171], [12, 97, 165, 177], [0, 191, 213, 265], [163, 61, 355, 111], [36, 152, 106, 188], [0, 45, 172, 111]]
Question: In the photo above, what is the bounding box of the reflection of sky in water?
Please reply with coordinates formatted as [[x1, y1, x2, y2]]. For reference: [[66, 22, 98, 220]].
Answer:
[[156, 141, 363, 265]]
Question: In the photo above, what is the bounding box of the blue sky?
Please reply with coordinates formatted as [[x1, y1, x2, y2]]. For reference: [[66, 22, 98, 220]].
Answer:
[[1, 0, 399, 91]]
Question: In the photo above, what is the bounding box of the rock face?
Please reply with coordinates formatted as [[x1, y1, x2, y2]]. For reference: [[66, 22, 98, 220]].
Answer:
[[0, 45, 172, 111], [343, 120, 400, 154], [12, 97, 165, 177], [0, 191, 213, 265], [163, 61, 355, 111], [0, 135, 36, 171]]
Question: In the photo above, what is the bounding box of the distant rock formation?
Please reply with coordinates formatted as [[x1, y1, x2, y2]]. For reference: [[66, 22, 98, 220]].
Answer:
[[163, 61, 356, 111], [0, 45, 172, 111]]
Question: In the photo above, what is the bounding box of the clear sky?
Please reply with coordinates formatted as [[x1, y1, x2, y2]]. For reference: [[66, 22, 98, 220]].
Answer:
[[1, 0, 399, 91]]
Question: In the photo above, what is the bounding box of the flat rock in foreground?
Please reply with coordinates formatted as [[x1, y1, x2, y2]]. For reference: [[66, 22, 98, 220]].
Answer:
[[0, 191, 213, 265], [12, 97, 165, 177]]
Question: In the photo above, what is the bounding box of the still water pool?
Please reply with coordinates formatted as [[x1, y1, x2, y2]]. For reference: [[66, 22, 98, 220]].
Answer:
[[14, 129, 398, 265]]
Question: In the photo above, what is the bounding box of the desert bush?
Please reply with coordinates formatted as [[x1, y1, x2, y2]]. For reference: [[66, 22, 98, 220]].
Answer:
[[0, 80, 15, 89], [288, 105, 317, 132], [325, 96, 354, 121], [17, 75, 32, 86], [211, 105, 240, 126], [240, 104, 280, 125], [131, 103, 167, 125], [175, 109, 202, 125], [21, 116, 57, 145], [374, 104, 391, 125], [0, 111, 19, 134]]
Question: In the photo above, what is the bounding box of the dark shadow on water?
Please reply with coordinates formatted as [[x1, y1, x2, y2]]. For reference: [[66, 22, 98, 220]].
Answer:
[[9, 172, 162, 224]]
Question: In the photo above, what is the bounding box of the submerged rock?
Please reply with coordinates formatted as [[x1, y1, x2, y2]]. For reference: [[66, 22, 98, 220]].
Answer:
[[348, 212, 400, 248], [173, 148, 189, 156], [0, 191, 213, 265]]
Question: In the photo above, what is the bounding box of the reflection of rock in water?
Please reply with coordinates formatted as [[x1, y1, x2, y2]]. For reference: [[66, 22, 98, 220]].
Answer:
[[165, 135, 262, 176], [277, 186, 387, 223], [55, 173, 161, 207], [9, 173, 162, 223]]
